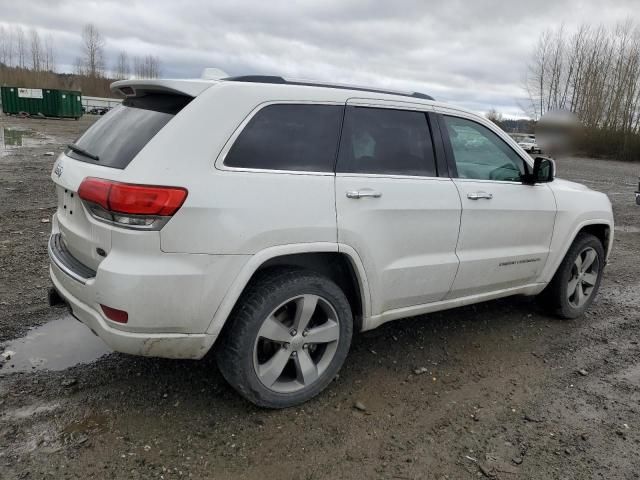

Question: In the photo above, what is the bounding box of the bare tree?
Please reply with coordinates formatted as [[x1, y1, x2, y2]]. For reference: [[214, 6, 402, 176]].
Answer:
[[524, 30, 552, 119], [146, 55, 161, 78], [44, 33, 56, 72], [114, 50, 130, 79], [0, 26, 6, 65], [81, 23, 105, 78], [485, 108, 504, 127], [6, 26, 15, 67], [73, 56, 85, 76], [132, 54, 161, 79], [29, 29, 42, 71], [0, 26, 15, 67], [526, 21, 640, 160], [15, 26, 26, 69]]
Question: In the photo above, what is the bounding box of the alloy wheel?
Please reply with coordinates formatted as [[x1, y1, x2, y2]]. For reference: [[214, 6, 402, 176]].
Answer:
[[253, 294, 340, 393], [567, 246, 600, 308]]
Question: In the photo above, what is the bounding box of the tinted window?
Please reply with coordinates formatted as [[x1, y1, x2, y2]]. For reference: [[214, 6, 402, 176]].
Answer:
[[337, 107, 436, 176], [225, 104, 343, 172], [443, 116, 525, 181], [67, 94, 191, 169]]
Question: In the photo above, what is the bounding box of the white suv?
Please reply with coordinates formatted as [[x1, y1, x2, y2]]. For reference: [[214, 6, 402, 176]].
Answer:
[[48, 75, 614, 407], [517, 136, 541, 154]]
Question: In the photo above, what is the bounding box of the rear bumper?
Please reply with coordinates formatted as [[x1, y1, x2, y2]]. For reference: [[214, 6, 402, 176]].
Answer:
[[50, 263, 214, 359], [47, 216, 250, 359], [48, 233, 96, 284]]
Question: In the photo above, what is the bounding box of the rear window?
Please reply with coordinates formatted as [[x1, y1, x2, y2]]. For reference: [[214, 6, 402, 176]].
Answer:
[[224, 104, 344, 172], [66, 94, 192, 169]]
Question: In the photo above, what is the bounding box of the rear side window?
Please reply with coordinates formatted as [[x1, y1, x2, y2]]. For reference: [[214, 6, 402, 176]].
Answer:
[[337, 106, 436, 177], [66, 94, 191, 169], [224, 104, 343, 172]]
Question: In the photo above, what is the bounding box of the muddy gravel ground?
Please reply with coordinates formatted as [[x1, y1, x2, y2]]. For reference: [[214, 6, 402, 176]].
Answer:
[[0, 115, 639, 480]]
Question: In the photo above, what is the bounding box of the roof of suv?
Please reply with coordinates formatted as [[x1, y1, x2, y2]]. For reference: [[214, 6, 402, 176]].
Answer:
[[111, 75, 436, 104], [222, 75, 435, 101]]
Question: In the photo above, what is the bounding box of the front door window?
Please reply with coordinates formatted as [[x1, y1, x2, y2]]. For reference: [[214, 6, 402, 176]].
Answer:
[[442, 116, 526, 182]]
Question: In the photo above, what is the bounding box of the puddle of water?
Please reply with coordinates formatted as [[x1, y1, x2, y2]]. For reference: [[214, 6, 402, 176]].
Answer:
[[0, 316, 112, 374], [615, 225, 640, 233], [0, 127, 50, 155], [1, 127, 43, 147]]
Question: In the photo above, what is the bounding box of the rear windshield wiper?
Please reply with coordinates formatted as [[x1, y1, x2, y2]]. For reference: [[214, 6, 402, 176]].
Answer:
[[67, 143, 100, 161]]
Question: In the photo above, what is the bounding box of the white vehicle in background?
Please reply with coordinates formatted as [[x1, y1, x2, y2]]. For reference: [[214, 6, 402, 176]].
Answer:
[[48, 74, 614, 408], [518, 136, 542, 154]]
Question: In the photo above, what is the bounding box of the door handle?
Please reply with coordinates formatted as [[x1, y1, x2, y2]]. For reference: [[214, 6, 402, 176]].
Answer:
[[467, 191, 493, 200], [346, 190, 382, 199]]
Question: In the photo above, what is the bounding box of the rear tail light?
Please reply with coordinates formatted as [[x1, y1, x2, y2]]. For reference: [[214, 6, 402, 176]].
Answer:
[[101, 304, 128, 323], [78, 177, 187, 230]]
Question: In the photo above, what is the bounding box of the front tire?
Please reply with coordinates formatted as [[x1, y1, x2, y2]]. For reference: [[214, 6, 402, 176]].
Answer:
[[539, 233, 605, 319], [216, 268, 353, 408]]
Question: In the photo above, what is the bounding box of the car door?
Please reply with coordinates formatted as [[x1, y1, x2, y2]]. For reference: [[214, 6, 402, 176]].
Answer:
[[437, 112, 557, 298], [335, 101, 461, 316]]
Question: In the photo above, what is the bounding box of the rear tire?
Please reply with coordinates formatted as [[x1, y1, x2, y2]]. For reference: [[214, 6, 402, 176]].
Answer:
[[216, 268, 353, 408], [538, 233, 605, 319]]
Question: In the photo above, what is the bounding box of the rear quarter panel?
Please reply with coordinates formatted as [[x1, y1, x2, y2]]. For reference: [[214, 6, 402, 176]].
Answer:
[[122, 83, 343, 255]]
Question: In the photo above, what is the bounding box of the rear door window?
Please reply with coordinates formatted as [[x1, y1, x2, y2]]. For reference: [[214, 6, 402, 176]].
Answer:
[[224, 104, 344, 172], [336, 106, 436, 177], [66, 94, 191, 169]]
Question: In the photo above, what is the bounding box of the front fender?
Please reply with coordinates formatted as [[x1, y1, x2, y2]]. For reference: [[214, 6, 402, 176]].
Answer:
[[540, 217, 614, 283]]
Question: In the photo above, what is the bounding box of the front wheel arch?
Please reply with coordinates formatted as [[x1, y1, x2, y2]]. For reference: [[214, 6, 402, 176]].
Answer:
[[542, 221, 612, 284]]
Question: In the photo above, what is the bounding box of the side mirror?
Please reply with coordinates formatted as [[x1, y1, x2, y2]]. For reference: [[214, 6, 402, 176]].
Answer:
[[525, 157, 555, 184]]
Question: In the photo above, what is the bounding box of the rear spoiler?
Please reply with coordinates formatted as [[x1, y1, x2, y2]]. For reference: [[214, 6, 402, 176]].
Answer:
[[111, 79, 216, 98]]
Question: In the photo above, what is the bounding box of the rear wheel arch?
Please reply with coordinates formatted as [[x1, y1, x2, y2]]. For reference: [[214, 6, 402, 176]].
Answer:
[[207, 247, 369, 342], [256, 252, 365, 331]]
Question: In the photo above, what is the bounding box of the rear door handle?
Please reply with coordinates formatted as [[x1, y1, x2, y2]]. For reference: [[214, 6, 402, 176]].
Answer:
[[467, 191, 493, 200], [346, 190, 382, 199]]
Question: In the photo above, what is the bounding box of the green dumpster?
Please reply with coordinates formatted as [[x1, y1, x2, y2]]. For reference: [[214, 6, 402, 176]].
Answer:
[[1, 87, 83, 119]]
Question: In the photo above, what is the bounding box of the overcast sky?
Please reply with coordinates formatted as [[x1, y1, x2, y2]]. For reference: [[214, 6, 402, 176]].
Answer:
[[1, 0, 638, 117]]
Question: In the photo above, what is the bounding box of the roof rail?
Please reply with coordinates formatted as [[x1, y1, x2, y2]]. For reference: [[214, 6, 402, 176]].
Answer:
[[222, 75, 435, 101]]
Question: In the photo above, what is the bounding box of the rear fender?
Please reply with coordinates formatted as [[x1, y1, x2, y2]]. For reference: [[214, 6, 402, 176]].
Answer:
[[205, 242, 371, 340]]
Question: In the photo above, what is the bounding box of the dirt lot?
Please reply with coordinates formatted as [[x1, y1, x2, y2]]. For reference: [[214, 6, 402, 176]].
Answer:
[[1, 115, 639, 480]]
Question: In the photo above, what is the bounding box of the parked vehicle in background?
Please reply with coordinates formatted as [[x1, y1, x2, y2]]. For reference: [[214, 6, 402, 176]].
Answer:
[[47, 74, 614, 408], [87, 107, 110, 115], [518, 136, 542, 153], [81, 95, 122, 114]]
